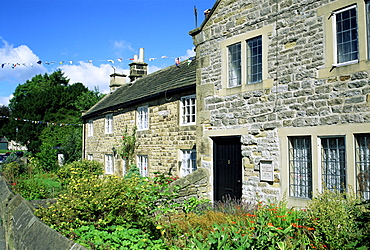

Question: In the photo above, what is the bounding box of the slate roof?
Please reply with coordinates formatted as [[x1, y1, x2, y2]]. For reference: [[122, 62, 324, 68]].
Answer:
[[82, 58, 196, 119]]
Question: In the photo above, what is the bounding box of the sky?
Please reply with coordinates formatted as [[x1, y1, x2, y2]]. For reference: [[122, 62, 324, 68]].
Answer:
[[0, 0, 215, 106]]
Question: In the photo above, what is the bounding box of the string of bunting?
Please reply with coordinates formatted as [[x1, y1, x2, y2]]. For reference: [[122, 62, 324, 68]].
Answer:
[[0, 116, 82, 127], [1, 55, 195, 69]]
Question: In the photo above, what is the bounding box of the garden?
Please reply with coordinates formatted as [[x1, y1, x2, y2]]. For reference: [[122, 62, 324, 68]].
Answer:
[[0, 153, 369, 249]]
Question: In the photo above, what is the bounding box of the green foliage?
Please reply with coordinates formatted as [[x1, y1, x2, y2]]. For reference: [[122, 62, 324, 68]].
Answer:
[[35, 142, 58, 172], [306, 189, 369, 249], [4, 71, 103, 154], [117, 126, 139, 166], [14, 173, 62, 200], [74, 86, 106, 111], [1, 161, 24, 184], [72, 225, 168, 250], [162, 199, 314, 249], [57, 160, 103, 186]]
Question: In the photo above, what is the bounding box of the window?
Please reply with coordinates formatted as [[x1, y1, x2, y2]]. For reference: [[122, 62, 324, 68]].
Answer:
[[228, 43, 242, 87], [137, 106, 149, 130], [289, 137, 312, 198], [137, 155, 148, 177], [87, 154, 93, 161], [105, 154, 114, 174], [88, 120, 93, 137], [181, 149, 197, 177], [355, 134, 370, 200], [221, 25, 273, 95], [247, 36, 262, 84], [333, 5, 358, 65], [321, 137, 346, 192], [181, 95, 196, 125], [105, 114, 113, 134]]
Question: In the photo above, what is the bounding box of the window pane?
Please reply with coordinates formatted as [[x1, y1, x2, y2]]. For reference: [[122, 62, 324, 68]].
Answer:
[[138, 155, 148, 177], [137, 106, 148, 130], [355, 134, 370, 200], [181, 149, 197, 177], [321, 137, 346, 192], [289, 136, 312, 198], [247, 36, 262, 84], [336, 6, 358, 63], [181, 95, 196, 125], [228, 43, 241, 87]]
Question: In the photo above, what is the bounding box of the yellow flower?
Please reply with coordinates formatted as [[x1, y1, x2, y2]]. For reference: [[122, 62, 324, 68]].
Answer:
[[156, 225, 163, 230]]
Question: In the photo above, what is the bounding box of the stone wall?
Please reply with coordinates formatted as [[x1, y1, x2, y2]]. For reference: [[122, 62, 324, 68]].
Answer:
[[0, 177, 86, 250], [191, 0, 370, 203], [84, 89, 197, 177], [170, 168, 211, 202]]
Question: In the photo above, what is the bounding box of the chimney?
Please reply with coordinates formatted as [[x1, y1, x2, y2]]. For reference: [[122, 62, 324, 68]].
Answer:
[[109, 73, 127, 92], [204, 9, 211, 19], [129, 48, 148, 82]]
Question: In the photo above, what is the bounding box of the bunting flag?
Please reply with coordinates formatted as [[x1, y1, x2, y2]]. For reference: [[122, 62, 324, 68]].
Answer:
[[175, 57, 181, 67], [1, 55, 195, 69], [0, 116, 82, 127]]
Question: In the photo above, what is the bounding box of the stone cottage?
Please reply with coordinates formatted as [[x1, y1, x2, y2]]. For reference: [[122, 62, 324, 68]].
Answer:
[[190, 0, 370, 205], [82, 49, 198, 179]]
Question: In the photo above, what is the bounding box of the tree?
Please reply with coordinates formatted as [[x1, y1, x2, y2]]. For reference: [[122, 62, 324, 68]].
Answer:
[[0, 105, 10, 137], [5, 70, 103, 156]]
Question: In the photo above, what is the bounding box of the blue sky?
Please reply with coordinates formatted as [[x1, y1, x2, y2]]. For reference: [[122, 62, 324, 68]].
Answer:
[[0, 0, 215, 106]]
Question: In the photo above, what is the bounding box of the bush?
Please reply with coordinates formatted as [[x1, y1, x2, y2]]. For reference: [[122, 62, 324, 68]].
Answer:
[[72, 225, 168, 250], [306, 189, 369, 249], [14, 173, 62, 200], [57, 160, 103, 186]]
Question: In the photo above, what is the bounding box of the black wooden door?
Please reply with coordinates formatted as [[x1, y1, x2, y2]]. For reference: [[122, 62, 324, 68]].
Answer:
[[213, 136, 242, 201]]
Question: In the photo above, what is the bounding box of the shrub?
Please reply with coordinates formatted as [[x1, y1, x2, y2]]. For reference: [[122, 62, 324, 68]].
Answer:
[[72, 225, 168, 250], [306, 188, 369, 249], [57, 160, 103, 186], [14, 173, 62, 200]]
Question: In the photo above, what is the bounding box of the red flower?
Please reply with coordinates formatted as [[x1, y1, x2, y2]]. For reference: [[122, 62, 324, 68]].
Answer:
[[11, 183, 16, 186]]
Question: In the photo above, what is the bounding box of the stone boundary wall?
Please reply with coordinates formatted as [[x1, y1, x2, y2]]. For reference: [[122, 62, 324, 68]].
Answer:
[[170, 168, 211, 202], [0, 177, 86, 250]]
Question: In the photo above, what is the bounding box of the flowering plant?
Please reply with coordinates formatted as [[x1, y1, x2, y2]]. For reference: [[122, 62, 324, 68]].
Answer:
[[117, 126, 139, 167]]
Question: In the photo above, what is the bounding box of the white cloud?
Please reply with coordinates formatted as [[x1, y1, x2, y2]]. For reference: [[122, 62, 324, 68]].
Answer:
[[59, 62, 129, 94], [0, 95, 12, 106], [0, 39, 47, 84]]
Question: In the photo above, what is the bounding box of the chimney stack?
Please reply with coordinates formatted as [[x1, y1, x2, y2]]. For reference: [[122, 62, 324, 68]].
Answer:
[[204, 9, 211, 19], [129, 48, 148, 82], [109, 73, 127, 92]]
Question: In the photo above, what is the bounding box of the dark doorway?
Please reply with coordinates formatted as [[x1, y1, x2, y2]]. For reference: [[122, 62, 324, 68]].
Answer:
[[213, 136, 242, 201]]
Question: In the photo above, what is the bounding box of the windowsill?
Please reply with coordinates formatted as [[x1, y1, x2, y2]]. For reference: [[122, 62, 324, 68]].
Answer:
[[318, 60, 370, 78], [219, 78, 273, 96], [332, 59, 359, 68]]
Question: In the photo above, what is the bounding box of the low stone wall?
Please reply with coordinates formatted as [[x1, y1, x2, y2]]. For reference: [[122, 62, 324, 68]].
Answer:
[[0, 177, 86, 250], [170, 168, 211, 202]]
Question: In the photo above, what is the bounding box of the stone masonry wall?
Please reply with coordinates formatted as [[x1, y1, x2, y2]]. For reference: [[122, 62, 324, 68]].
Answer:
[[84, 89, 197, 177], [192, 0, 370, 202], [0, 177, 86, 250]]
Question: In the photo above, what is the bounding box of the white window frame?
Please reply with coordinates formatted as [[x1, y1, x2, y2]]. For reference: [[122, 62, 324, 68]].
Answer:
[[332, 5, 359, 67], [137, 106, 149, 130], [105, 114, 113, 134], [180, 149, 197, 177], [105, 154, 114, 174], [88, 119, 93, 137], [87, 154, 93, 161], [137, 155, 148, 177], [180, 95, 196, 125]]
